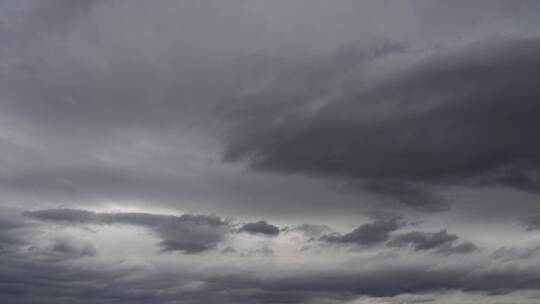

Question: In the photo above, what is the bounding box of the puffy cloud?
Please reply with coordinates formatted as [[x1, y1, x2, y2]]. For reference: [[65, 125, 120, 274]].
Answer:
[[238, 220, 280, 236]]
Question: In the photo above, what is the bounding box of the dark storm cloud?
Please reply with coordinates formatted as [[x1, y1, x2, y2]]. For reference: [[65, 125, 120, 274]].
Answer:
[[388, 230, 479, 255], [363, 181, 449, 211], [1, 0, 539, 215], [238, 220, 280, 236], [320, 218, 404, 247], [25, 209, 230, 254], [524, 215, 540, 231], [224, 37, 540, 209]]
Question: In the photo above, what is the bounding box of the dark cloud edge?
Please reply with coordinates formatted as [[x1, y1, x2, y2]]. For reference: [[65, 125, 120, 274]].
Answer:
[[222, 36, 540, 211]]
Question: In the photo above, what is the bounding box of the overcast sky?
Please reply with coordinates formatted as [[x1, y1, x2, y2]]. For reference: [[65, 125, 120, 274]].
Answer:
[[2, 1, 540, 303]]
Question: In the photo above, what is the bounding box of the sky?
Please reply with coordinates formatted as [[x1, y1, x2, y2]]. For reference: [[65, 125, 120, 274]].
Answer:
[[1, 1, 540, 303]]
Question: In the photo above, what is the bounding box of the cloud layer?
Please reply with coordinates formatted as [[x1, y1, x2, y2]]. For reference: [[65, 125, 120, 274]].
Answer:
[[2, 1, 540, 303], [0, 207, 538, 303], [25, 209, 230, 254]]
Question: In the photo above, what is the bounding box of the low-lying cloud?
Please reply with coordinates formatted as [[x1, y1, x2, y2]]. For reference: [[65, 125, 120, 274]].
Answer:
[[25, 209, 230, 254]]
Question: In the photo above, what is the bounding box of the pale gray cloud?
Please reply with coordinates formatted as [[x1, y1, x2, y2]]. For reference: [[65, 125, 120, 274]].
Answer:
[[25, 209, 230, 254]]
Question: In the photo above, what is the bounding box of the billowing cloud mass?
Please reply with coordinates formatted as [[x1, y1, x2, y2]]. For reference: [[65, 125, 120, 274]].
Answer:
[[2, 0, 540, 303], [223, 37, 540, 209]]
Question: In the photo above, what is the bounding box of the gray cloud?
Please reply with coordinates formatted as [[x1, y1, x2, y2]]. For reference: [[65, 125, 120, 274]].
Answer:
[[293, 223, 333, 238], [200, 265, 540, 300], [31, 237, 98, 261], [436, 241, 480, 255], [492, 244, 540, 261], [223, 37, 540, 209], [25, 209, 229, 254], [0, 228, 539, 304], [388, 230, 479, 255], [320, 218, 404, 247], [524, 215, 540, 231], [0, 0, 539, 216], [238, 220, 280, 236], [50, 238, 96, 258], [251, 245, 275, 256], [0, 210, 33, 253], [388, 230, 458, 250], [363, 181, 449, 211], [1, 1, 540, 303], [0, 207, 534, 304]]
